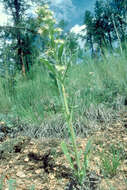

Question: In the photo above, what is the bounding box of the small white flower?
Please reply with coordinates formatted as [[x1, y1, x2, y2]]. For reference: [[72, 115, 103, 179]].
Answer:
[[44, 4, 49, 9], [89, 72, 94, 75], [55, 28, 63, 33], [38, 29, 42, 34], [35, 6, 41, 13], [45, 49, 54, 56], [55, 65, 66, 71], [45, 15, 53, 20], [42, 17, 47, 21], [44, 24, 49, 30], [52, 19, 57, 24], [44, 9, 51, 14], [54, 39, 64, 44]]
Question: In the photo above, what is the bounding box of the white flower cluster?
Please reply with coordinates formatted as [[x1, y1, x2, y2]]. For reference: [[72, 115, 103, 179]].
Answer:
[[36, 5, 57, 35], [36, 4, 65, 61], [54, 39, 64, 44], [55, 65, 66, 72]]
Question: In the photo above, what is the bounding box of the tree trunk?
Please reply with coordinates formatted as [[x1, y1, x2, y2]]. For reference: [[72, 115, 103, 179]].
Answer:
[[108, 31, 113, 49]]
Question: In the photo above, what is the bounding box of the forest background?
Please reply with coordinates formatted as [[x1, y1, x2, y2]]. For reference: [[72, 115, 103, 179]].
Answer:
[[0, 0, 127, 139]]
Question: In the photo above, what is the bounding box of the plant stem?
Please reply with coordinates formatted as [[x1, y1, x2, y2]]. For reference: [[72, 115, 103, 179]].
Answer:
[[61, 83, 81, 176]]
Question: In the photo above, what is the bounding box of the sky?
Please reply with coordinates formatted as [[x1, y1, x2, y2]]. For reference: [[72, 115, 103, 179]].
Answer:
[[50, 0, 96, 28], [0, 0, 96, 28], [0, 3, 8, 25]]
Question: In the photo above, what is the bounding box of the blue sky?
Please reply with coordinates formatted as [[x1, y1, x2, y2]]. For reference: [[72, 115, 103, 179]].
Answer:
[[0, 0, 96, 28], [50, 0, 96, 29]]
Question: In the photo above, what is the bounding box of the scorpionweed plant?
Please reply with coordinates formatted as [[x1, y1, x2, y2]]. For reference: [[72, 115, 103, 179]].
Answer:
[[37, 4, 92, 185], [42, 47, 92, 185], [43, 57, 92, 185]]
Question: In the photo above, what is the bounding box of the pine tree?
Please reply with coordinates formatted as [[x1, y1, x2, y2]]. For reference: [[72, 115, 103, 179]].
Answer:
[[0, 0, 46, 75], [84, 10, 95, 56]]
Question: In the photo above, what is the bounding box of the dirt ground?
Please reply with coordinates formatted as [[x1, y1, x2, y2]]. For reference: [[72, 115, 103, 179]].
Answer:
[[0, 113, 127, 190]]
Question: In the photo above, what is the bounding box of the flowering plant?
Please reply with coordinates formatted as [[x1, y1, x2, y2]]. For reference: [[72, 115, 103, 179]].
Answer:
[[37, 4, 92, 185]]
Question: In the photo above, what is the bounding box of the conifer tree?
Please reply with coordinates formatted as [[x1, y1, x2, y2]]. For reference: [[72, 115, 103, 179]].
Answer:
[[0, 0, 46, 74]]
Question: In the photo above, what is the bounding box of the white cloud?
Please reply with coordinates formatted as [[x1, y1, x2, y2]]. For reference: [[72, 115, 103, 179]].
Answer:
[[50, 0, 64, 4], [50, 0, 76, 23], [70, 24, 87, 49], [50, 0, 72, 6], [0, 3, 8, 25], [70, 24, 87, 35], [77, 38, 86, 49]]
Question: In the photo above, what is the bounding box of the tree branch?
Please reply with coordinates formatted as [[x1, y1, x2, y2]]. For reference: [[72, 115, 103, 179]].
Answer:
[[0, 25, 37, 34]]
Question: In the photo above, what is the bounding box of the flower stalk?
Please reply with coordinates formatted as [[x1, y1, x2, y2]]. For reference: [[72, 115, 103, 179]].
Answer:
[[61, 83, 81, 174]]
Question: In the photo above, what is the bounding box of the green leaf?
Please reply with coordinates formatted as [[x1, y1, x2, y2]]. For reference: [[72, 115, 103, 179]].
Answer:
[[78, 149, 83, 160], [30, 185, 35, 190], [58, 44, 64, 60], [62, 61, 71, 83], [61, 141, 74, 170], [41, 58, 56, 76], [8, 179, 16, 190], [84, 139, 92, 156], [0, 176, 4, 190], [50, 33, 55, 49], [83, 139, 92, 168]]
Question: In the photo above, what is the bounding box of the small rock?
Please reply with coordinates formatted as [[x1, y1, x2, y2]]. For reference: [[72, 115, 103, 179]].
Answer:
[[9, 160, 13, 164], [16, 171, 26, 178], [32, 149, 38, 154], [24, 157, 29, 162], [23, 149, 28, 153], [29, 141, 35, 145], [35, 169, 42, 174]]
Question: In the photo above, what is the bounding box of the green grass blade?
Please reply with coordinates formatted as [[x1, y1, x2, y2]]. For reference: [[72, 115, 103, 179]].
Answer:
[[30, 184, 35, 190], [83, 139, 92, 170], [41, 59, 56, 76], [61, 141, 74, 170], [8, 179, 16, 190], [58, 44, 64, 60], [0, 176, 4, 190]]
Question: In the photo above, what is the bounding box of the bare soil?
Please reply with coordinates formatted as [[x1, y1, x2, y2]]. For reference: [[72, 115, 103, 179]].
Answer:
[[0, 113, 127, 190]]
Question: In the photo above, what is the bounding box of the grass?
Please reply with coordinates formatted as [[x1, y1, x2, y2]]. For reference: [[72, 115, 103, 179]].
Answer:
[[0, 48, 127, 189], [0, 176, 35, 190], [0, 50, 126, 138], [0, 5, 126, 187], [100, 148, 120, 177]]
